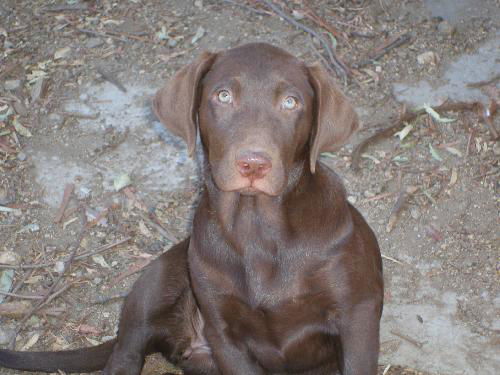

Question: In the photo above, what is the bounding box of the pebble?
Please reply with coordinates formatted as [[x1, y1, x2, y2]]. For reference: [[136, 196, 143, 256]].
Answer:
[[4, 79, 21, 91], [167, 38, 178, 48], [85, 37, 104, 49], [347, 196, 357, 204], [417, 51, 439, 65], [17, 152, 27, 161]]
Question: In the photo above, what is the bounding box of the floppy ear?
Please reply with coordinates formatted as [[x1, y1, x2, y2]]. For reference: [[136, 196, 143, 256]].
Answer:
[[308, 63, 359, 173], [153, 51, 217, 156]]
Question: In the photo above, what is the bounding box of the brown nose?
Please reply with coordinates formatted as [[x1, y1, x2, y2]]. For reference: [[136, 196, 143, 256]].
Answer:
[[236, 152, 272, 180]]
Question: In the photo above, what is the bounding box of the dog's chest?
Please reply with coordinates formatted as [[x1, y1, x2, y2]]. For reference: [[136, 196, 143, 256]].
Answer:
[[219, 250, 336, 367]]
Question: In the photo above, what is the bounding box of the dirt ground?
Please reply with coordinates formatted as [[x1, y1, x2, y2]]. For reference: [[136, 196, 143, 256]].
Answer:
[[1, 1, 499, 374]]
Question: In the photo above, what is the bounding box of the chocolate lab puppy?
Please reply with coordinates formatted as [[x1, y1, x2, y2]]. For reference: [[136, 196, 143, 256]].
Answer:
[[0, 43, 383, 375]]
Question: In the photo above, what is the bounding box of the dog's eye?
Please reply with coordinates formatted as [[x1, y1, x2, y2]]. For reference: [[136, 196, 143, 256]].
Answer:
[[217, 90, 232, 104], [282, 96, 298, 110]]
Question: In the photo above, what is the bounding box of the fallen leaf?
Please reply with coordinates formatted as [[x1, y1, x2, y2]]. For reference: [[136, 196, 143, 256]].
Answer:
[[22, 333, 40, 351], [12, 117, 32, 137], [191, 26, 206, 44], [449, 167, 458, 186], [444, 146, 463, 157], [394, 123, 413, 141], [85, 337, 101, 346], [0, 269, 14, 303], [138, 221, 152, 237], [423, 103, 455, 123], [92, 254, 110, 268], [113, 173, 131, 191], [429, 144, 443, 161], [54, 47, 71, 60]]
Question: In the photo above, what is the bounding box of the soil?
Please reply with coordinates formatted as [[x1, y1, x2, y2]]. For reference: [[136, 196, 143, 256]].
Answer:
[[1, 1, 499, 375]]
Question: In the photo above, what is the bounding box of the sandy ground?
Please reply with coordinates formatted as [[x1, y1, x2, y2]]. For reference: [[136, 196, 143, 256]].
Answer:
[[1, 1, 499, 374]]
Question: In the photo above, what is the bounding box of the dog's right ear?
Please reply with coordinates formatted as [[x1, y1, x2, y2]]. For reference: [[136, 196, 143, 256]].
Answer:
[[153, 51, 217, 156]]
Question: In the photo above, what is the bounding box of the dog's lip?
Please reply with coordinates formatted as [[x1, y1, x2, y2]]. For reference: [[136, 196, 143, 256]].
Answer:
[[238, 186, 261, 195]]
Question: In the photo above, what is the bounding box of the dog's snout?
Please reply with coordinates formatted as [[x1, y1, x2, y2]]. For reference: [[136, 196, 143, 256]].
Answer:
[[236, 152, 272, 180]]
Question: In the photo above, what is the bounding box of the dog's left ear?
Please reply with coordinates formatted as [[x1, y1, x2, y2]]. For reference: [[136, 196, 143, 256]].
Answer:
[[308, 64, 359, 173]]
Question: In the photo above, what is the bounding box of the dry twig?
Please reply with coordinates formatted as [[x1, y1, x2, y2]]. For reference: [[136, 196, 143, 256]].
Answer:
[[0, 237, 131, 270], [355, 33, 412, 68], [352, 101, 500, 171], [54, 183, 74, 223], [258, 0, 350, 78], [8, 229, 85, 348]]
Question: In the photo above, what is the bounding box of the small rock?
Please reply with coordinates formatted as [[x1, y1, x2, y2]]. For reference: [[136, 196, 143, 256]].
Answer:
[[437, 20, 456, 35], [417, 51, 439, 65], [0, 328, 14, 345], [4, 80, 21, 91], [0, 251, 20, 265], [16, 152, 27, 161], [194, 0, 203, 8], [85, 37, 104, 49], [167, 38, 178, 48]]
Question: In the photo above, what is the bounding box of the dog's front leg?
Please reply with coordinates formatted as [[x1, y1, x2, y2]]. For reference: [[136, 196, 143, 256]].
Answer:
[[201, 318, 266, 375], [337, 300, 381, 375]]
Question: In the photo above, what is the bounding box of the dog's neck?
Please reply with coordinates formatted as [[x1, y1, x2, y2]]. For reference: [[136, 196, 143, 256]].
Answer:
[[201, 159, 313, 249]]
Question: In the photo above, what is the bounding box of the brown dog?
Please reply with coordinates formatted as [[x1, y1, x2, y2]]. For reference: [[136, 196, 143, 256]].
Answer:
[[0, 43, 383, 375]]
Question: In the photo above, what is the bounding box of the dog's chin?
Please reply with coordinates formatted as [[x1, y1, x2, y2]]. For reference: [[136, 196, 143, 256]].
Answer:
[[212, 175, 284, 197]]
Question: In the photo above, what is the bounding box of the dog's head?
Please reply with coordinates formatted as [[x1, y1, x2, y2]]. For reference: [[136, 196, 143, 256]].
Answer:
[[154, 43, 358, 196]]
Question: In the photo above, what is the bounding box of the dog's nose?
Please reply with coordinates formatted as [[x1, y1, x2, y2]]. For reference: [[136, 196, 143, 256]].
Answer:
[[236, 152, 272, 180]]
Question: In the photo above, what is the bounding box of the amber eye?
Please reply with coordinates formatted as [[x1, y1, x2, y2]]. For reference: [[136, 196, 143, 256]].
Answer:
[[217, 90, 232, 104], [282, 96, 298, 110]]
